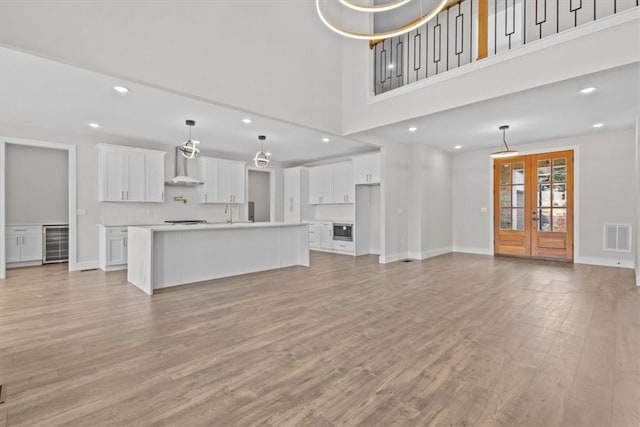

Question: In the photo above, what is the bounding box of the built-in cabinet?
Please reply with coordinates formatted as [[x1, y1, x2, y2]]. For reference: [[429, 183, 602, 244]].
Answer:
[[5, 225, 43, 265], [353, 152, 381, 184], [308, 161, 355, 204], [284, 167, 309, 223], [308, 222, 332, 250], [198, 157, 246, 203], [97, 144, 166, 202], [98, 225, 128, 271]]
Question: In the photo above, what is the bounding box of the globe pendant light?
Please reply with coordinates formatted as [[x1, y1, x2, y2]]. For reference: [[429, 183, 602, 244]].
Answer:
[[253, 135, 270, 168], [179, 119, 200, 159], [490, 125, 519, 159]]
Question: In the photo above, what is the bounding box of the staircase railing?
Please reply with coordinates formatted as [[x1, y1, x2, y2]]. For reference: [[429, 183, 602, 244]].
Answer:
[[372, 0, 639, 95]]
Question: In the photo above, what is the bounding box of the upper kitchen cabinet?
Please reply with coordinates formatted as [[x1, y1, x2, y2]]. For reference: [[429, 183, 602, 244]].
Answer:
[[332, 161, 355, 204], [353, 152, 381, 185], [198, 157, 246, 203], [308, 161, 354, 205], [97, 144, 166, 202]]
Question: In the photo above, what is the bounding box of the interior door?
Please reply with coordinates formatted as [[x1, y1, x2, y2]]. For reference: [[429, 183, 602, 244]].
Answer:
[[494, 150, 573, 261]]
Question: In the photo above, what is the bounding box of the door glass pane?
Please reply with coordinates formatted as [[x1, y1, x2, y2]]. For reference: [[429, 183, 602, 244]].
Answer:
[[537, 184, 551, 207], [512, 185, 525, 207], [552, 184, 566, 207], [500, 208, 512, 230], [538, 160, 551, 183], [500, 186, 511, 207], [553, 158, 566, 182], [499, 164, 511, 185], [512, 208, 524, 231], [512, 162, 525, 184], [553, 208, 567, 232], [538, 208, 551, 232]]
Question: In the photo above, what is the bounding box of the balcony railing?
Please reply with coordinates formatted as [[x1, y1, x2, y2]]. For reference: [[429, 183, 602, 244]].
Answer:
[[373, 0, 639, 95]]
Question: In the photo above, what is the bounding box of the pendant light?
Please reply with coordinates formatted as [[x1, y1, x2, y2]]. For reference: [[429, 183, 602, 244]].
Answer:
[[490, 125, 519, 159], [179, 119, 200, 159], [253, 135, 270, 168]]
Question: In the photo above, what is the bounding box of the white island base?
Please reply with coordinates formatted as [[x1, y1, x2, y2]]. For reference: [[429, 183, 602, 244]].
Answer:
[[127, 223, 309, 295]]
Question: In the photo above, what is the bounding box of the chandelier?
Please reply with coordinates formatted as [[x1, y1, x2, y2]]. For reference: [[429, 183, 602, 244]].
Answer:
[[315, 0, 449, 40]]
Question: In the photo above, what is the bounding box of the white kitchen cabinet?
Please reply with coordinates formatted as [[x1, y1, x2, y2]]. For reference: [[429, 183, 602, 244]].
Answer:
[[332, 161, 355, 204], [6, 225, 43, 266], [319, 223, 333, 249], [353, 152, 381, 184], [98, 225, 128, 271], [98, 144, 165, 202], [284, 167, 309, 223], [198, 157, 246, 203]]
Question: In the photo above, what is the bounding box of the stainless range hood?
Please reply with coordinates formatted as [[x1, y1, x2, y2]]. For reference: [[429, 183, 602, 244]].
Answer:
[[165, 146, 203, 186]]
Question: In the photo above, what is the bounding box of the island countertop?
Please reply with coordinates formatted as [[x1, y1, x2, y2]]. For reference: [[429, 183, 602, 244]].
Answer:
[[129, 222, 308, 232]]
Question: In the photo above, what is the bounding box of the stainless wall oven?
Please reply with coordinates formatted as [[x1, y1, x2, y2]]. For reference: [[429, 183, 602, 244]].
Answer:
[[333, 223, 353, 242]]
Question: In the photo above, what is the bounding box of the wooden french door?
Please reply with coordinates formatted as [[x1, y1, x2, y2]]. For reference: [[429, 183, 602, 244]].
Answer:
[[494, 150, 573, 261]]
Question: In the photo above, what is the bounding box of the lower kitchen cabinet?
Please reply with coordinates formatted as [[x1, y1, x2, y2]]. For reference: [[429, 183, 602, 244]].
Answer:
[[5, 225, 43, 267], [307, 222, 354, 255], [98, 225, 128, 271]]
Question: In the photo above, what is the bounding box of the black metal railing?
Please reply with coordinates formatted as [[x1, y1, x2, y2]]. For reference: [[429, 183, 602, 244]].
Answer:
[[373, 0, 638, 95]]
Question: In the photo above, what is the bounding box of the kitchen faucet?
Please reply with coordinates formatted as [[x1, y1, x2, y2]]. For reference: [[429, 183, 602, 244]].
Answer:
[[225, 204, 233, 224]]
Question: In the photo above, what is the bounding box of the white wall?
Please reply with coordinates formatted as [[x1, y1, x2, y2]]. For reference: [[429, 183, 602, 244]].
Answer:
[[341, 9, 640, 135], [636, 118, 640, 284], [1, 124, 286, 267], [0, 1, 345, 134], [6, 144, 68, 224], [452, 129, 636, 267], [248, 170, 270, 222], [380, 142, 410, 262]]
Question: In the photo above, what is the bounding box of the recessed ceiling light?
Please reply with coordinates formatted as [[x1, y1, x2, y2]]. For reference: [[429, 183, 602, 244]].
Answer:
[[454, 145, 462, 150], [242, 118, 252, 124], [265, 152, 271, 156], [593, 123, 604, 128], [580, 87, 596, 94], [322, 137, 330, 143], [113, 86, 129, 93], [388, 63, 395, 69], [89, 122, 100, 128], [408, 127, 417, 132]]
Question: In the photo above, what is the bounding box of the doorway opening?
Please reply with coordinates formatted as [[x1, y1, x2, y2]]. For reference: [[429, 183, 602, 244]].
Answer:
[[247, 169, 274, 223], [494, 149, 574, 261]]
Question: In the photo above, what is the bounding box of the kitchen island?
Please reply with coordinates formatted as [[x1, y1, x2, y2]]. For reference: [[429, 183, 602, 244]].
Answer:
[[127, 222, 309, 295]]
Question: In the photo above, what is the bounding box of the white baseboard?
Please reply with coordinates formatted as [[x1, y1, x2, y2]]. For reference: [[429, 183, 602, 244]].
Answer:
[[574, 256, 634, 269], [452, 246, 493, 256], [70, 260, 99, 271], [6, 260, 42, 269], [408, 246, 453, 260], [379, 252, 409, 264]]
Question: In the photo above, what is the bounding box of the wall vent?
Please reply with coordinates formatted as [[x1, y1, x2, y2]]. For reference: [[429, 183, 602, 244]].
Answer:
[[603, 224, 632, 253]]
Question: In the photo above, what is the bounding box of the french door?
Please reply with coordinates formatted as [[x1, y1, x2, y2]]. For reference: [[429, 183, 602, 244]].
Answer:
[[494, 150, 574, 261]]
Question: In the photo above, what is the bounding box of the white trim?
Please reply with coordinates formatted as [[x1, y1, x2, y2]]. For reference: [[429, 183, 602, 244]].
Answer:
[[70, 260, 100, 272], [379, 252, 409, 264], [408, 246, 453, 260], [574, 256, 634, 269], [453, 246, 493, 256], [96, 142, 165, 155], [1, 136, 78, 279], [636, 273, 640, 287], [246, 167, 276, 222], [368, 8, 640, 102]]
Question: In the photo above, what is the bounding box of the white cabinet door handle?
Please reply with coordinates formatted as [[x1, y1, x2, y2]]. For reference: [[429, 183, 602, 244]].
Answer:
[[16, 236, 19, 245]]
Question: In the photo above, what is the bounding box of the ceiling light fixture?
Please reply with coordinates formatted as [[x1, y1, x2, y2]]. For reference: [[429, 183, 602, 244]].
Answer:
[[89, 122, 100, 128], [593, 123, 604, 128], [454, 145, 462, 150], [388, 63, 395, 69], [408, 126, 417, 132], [254, 135, 270, 168], [315, 0, 448, 41], [242, 118, 252, 124], [490, 125, 519, 159], [179, 119, 200, 159], [113, 86, 129, 94], [322, 137, 330, 143], [580, 87, 596, 94]]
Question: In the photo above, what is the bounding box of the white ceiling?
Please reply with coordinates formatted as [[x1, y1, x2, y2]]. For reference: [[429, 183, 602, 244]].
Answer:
[[1, 47, 638, 160], [357, 62, 640, 152], [0, 47, 376, 164]]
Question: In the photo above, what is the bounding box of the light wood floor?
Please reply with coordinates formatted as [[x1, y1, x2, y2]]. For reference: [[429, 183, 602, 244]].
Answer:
[[0, 252, 638, 426]]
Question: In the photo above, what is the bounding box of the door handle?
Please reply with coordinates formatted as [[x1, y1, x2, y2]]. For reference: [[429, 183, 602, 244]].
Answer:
[[16, 236, 19, 245]]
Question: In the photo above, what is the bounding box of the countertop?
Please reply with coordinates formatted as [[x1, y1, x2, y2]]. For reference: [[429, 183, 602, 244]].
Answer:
[[129, 222, 309, 232]]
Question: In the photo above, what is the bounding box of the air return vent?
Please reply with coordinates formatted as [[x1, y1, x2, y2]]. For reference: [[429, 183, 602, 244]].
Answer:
[[603, 224, 632, 253]]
